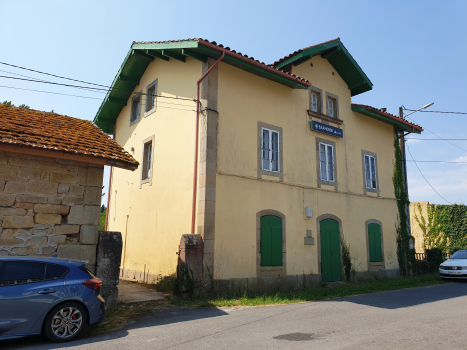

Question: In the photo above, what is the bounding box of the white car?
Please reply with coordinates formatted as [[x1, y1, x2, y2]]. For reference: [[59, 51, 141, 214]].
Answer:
[[439, 250, 467, 279]]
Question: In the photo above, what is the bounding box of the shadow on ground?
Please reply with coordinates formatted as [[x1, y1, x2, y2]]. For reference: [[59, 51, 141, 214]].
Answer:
[[0, 307, 229, 349], [332, 280, 467, 309]]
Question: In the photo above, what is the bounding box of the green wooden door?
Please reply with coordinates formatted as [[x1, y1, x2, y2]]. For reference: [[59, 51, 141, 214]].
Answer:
[[261, 215, 282, 266], [320, 219, 342, 281], [368, 223, 383, 262]]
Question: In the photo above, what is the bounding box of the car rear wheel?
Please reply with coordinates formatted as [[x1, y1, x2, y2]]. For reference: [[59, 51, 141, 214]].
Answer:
[[43, 302, 87, 342]]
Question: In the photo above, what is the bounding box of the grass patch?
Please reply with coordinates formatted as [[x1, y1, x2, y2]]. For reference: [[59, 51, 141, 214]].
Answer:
[[87, 274, 445, 335]]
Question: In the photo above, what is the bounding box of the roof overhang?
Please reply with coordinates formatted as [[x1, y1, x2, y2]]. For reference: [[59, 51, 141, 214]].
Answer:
[[351, 105, 423, 134], [94, 39, 310, 133], [274, 39, 373, 97]]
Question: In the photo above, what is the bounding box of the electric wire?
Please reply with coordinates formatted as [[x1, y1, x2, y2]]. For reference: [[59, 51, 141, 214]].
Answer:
[[406, 144, 452, 204], [404, 108, 467, 115], [407, 138, 467, 141]]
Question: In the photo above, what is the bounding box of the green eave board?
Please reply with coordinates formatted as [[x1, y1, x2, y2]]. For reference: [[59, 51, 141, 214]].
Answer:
[[274, 40, 373, 97], [352, 106, 421, 134], [94, 40, 308, 132]]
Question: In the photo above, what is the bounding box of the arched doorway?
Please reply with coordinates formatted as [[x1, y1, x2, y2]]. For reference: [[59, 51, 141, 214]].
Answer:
[[320, 219, 341, 282]]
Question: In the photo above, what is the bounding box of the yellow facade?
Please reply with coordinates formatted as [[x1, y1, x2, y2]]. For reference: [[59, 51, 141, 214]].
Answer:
[[107, 44, 405, 284]]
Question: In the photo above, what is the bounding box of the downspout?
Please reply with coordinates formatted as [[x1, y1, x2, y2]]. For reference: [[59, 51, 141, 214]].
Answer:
[[105, 127, 116, 231], [191, 52, 225, 234]]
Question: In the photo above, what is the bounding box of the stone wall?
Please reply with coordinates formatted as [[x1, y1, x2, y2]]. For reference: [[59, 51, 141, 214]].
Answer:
[[0, 151, 103, 272]]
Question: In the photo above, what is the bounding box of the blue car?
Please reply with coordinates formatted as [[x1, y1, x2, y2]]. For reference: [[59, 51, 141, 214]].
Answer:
[[0, 257, 105, 343]]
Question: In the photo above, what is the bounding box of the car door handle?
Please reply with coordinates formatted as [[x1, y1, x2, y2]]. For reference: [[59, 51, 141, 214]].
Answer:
[[39, 289, 56, 294]]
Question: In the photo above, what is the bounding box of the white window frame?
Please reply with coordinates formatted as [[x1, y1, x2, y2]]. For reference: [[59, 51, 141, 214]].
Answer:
[[327, 98, 335, 118], [130, 92, 142, 126], [311, 92, 319, 112], [319, 142, 335, 182], [261, 128, 280, 172], [145, 79, 158, 116], [140, 135, 155, 188], [364, 154, 377, 189]]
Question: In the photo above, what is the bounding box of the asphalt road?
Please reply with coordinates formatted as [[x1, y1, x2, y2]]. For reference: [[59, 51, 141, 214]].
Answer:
[[3, 282, 467, 350]]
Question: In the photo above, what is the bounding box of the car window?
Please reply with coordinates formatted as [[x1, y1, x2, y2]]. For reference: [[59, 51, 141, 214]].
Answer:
[[45, 263, 69, 279], [0, 261, 46, 286], [450, 251, 467, 259]]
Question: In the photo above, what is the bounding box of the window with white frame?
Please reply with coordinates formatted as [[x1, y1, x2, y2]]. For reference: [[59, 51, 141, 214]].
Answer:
[[364, 154, 377, 189], [142, 141, 153, 181], [261, 128, 280, 172], [145, 79, 158, 113], [319, 142, 335, 182], [130, 93, 141, 125], [327, 97, 336, 118], [311, 91, 319, 112]]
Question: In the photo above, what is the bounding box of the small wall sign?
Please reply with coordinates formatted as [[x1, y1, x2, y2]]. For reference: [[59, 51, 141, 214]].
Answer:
[[311, 121, 343, 138]]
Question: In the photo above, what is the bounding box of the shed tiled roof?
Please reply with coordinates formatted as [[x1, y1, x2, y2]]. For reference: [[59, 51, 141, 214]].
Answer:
[[352, 104, 423, 132], [0, 104, 138, 170]]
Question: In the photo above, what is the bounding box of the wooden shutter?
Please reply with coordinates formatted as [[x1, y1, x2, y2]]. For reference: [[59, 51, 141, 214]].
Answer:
[[260, 215, 282, 266], [368, 223, 382, 262]]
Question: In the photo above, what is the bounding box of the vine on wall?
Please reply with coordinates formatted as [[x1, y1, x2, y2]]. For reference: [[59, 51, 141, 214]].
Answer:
[[415, 203, 467, 253], [393, 132, 414, 276]]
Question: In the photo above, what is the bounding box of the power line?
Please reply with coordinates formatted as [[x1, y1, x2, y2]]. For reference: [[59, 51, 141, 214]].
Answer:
[[405, 160, 467, 164], [0, 85, 102, 100], [404, 108, 467, 115], [405, 115, 467, 153], [406, 144, 452, 204], [407, 138, 467, 141]]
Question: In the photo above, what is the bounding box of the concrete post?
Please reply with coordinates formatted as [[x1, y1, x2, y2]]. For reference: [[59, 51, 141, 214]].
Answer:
[[178, 234, 203, 283], [95, 231, 122, 309]]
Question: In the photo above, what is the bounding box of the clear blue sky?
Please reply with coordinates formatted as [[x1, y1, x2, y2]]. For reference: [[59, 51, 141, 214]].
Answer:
[[1, 0, 466, 205]]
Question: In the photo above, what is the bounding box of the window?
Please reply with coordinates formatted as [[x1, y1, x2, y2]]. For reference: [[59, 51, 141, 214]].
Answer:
[[261, 128, 280, 172], [145, 79, 158, 114], [327, 97, 336, 118], [130, 92, 142, 125], [311, 92, 319, 112], [309, 86, 323, 114], [45, 263, 69, 280], [319, 142, 335, 182], [364, 154, 377, 189], [140, 135, 155, 187], [260, 215, 283, 266], [368, 223, 383, 263], [142, 141, 152, 180], [0, 261, 46, 286]]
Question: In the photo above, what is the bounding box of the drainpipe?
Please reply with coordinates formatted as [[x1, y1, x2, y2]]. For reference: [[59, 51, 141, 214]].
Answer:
[[191, 52, 225, 234], [105, 127, 116, 231]]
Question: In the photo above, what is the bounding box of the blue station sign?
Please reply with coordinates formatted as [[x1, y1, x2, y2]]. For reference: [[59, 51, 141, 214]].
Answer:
[[311, 121, 343, 138]]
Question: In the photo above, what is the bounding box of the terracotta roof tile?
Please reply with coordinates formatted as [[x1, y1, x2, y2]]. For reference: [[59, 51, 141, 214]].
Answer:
[[0, 104, 138, 169], [352, 104, 423, 132]]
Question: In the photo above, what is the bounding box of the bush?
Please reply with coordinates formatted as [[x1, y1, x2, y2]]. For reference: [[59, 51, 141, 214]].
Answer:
[[154, 275, 175, 293], [413, 260, 431, 275], [425, 248, 444, 272], [174, 262, 196, 299]]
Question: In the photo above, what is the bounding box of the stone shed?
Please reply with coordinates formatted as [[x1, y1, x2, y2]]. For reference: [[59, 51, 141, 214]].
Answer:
[[0, 104, 138, 272]]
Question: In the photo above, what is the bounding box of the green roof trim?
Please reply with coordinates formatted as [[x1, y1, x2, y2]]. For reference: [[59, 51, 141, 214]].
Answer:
[[94, 40, 309, 133], [274, 39, 373, 97], [351, 106, 422, 134]]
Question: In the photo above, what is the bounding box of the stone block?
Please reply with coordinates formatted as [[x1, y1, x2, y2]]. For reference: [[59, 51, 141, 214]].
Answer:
[[84, 187, 102, 205], [47, 196, 62, 205], [41, 170, 50, 181], [30, 160, 59, 170], [49, 235, 66, 244], [14, 229, 32, 239], [68, 205, 100, 225], [0, 153, 8, 165], [50, 171, 77, 184], [15, 203, 35, 210], [87, 167, 104, 187], [57, 244, 96, 265], [26, 210, 34, 217], [69, 185, 84, 196], [29, 181, 58, 196], [16, 194, 48, 204], [2, 216, 34, 229], [77, 168, 87, 185], [0, 181, 5, 191], [0, 250, 8, 257], [80, 225, 98, 244], [58, 184, 70, 194], [9, 157, 30, 167], [0, 208, 26, 217], [0, 193, 15, 206], [16, 168, 41, 180], [26, 236, 48, 247], [0, 173, 16, 181], [11, 246, 38, 255], [62, 195, 84, 205], [41, 245, 57, 256], [230, 278, 248, 294], [4, 181, 29, 194], [0, 237, 23, 246], [34, 204, 70, 215], [34, 213, 61, 225], [34, 224, 46, 229], [54, 225, 80, 235], [1, 229, 13, 237], [59, 164, 79, 172], [305, 274, 321, 288], [56, 159, 74, 165]]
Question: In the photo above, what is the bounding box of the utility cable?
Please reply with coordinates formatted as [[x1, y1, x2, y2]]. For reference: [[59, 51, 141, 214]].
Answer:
[[404, 108, 467, 115], [406, 144, 452, 204], [407, 138, 467, 141]]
